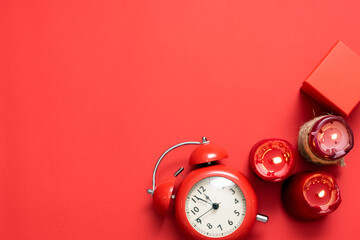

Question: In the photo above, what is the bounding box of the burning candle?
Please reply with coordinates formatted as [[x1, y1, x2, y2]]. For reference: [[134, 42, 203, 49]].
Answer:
[[298, 115, 353, 166], [249, 139, 296, 182], [282, 171, 341, 221]]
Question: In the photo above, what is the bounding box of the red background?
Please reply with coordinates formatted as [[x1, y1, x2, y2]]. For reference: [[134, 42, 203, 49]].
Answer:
[[1, 1, 360, 239]]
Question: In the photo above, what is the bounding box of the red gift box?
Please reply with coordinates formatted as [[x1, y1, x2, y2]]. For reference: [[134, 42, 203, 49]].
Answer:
[[301, 41, 360, 116]]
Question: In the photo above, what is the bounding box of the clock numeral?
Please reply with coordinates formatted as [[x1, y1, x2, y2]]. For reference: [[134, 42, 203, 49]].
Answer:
[[234, 198, 239, 204], [207, 223, 213, 229], [196, 218, 202, 224], [234, 209, 240, 216], [191, 197, 196, 203], [228, 220, 233, 225], [197, 186, 206, 194], [217, 224, 223, 231], [229, 188, 235, 195], [191, 206, 199, 215]]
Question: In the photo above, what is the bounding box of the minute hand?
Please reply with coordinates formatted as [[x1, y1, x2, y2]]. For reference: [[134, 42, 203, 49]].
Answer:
[[194, 196, 212, 205], [203, 193, 214, 204]]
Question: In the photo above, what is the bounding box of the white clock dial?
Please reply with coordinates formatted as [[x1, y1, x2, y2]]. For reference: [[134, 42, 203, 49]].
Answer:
[[185, 176, 246, 238]]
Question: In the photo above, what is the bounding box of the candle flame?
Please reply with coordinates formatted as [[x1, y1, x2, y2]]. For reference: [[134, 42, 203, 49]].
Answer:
[[331, 133, 338, 140], [272, 157, 282, 164], [318, 190, 325, 198]]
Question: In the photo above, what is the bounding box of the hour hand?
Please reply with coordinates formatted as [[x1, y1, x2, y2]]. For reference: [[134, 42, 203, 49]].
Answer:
[[194, 195, 212, 205]]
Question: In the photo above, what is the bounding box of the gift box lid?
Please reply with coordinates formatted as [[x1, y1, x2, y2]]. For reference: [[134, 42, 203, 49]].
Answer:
[[301, 41, 360, 116]]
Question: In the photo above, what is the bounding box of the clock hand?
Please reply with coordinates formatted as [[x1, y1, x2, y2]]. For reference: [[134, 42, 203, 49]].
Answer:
[[194, 195, 212, 205], [196, 207, 213, 220], [195, 201, 223, 221], [203, 193, 214, 204]]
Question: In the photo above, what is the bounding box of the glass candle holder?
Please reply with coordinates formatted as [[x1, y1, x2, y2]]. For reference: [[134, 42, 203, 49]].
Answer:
[[298, 115, 353, 166], [281, 171, 341, 221], [249, 139, 296, 182]]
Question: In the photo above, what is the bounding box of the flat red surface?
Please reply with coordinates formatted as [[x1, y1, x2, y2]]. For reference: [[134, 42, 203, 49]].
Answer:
[[1, 1, 360, 240]]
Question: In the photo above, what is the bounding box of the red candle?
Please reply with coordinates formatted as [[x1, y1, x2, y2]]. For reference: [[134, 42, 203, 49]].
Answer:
[[282, 171, 341, 221], [298, 115, 353, 166], [309, 115, 353, 160], [249, 139, 296, 182]]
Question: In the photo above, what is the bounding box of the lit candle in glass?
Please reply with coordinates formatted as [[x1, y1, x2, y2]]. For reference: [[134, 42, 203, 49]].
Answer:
[[298, 115, 353, 166], [282, 171, 341, 221], [249, 139, 296, 182]]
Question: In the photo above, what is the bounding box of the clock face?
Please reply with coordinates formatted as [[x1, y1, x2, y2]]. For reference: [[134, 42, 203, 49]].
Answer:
[[185, 176, 247, 238]]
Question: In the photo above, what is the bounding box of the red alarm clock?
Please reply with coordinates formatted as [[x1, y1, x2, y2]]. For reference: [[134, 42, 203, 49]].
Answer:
[[147, 137, 268, 240]]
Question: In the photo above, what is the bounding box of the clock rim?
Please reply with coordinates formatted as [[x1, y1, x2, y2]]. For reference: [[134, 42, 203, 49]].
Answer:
[[175, 165, 258, 240]]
